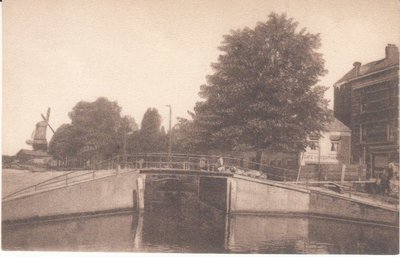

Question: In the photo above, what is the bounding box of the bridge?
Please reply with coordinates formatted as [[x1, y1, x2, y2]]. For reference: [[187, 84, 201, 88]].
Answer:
[[2, 153, 399, 226], [2, 152, 296, 201]]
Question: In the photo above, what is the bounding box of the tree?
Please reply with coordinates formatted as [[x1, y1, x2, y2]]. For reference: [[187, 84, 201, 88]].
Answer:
[[121, 115, 139, 132], [191, 13, 330, 153], [138, 108, 167, 152], [172, 115, 210, 154], [141, 108, 162, 135], [116, 115, 139, 157], [48, 98, 144, 166], [48, 124, 81, 161], [68, 97, 124, 160]]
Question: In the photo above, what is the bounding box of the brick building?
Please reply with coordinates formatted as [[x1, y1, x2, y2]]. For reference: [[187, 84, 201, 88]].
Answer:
[[333, 44, 399, 177]]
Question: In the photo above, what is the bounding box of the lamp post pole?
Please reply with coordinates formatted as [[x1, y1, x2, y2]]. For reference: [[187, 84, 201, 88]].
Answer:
[[166, 105, 172, 166], [123, 134, 128, 170], [124, 131, 133, 170]]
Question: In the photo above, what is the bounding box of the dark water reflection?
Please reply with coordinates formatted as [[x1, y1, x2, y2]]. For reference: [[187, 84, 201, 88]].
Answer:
[[3, 209, 398, 254]]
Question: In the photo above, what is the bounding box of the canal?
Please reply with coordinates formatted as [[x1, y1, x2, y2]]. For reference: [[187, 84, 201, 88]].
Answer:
[[3, 208, 398, 254]]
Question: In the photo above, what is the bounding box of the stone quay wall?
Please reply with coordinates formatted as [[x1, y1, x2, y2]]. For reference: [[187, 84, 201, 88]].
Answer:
[[230, 175, 398, 226], [2, 170, 398, 226], [2, 171, 140, 222], [229, 175, 310, 214]]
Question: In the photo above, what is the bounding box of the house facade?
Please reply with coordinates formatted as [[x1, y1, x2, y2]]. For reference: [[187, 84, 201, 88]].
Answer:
[[301, 117, 351, 166], [239, 117, 351, 168], [333, 44, 399, 177]]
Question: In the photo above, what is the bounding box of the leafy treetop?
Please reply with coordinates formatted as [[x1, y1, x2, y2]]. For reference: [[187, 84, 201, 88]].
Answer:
[[187, 13, 330, 153]]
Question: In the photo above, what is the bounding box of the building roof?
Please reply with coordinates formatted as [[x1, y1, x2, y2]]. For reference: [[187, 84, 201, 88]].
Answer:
[[334, 44, 399, 87], [324, 117, 351, 133], [16, 149, 50, 157]]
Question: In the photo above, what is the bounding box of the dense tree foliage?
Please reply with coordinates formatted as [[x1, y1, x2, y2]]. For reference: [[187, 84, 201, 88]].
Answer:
[[49, 97, 142, 165], [49, 13, 331, 165], [49, 100, 169, 166], [179, 13, 330, 153], [172, 115, 209, 154], [67, 97, 125, 159], [141, 108, 162, 136], [48, 124, 80, 160], [121, 115, 139, 132], [136, 108, 168, 153]]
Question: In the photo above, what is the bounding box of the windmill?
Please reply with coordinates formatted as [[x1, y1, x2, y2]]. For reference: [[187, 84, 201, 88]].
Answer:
[[41, 108, 55, 134], [26, 107, 55, 151]]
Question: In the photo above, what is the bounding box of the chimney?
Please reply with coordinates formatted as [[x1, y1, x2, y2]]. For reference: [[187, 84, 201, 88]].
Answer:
[[353, 62, 361, 76], [385, 44, 399, 61]]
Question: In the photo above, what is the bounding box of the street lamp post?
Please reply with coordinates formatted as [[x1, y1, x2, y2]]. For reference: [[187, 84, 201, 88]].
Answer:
[[166, 105, 172, 166], [124, 131, 133, 170]]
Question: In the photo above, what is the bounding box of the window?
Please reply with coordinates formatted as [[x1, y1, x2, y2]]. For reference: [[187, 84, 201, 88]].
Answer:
[[358, 86, 390, 113], [309, 141, 319, 151], [287, 159, 298, 166], [331, 142, 339, 152], [387, 124, 396, 142], [361, 122, 388, 143], [360, 95, 366, 113]]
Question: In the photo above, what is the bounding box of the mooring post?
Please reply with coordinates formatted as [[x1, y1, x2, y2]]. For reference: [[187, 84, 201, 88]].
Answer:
[[341, 164, 346, 185], [349, 185, 352, 198], [137, 176, 146, 210], [132, 190, 138, 210]]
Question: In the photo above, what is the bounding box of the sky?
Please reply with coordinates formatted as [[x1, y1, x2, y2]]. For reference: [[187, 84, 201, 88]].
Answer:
[[3, 0, 400, 155]]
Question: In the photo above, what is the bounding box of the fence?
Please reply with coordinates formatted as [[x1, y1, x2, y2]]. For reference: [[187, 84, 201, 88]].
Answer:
[[2, 168, 130, 201], [3, 152, 299, 201], [4, 152, 388, 204], [94, 152, 299, 181]]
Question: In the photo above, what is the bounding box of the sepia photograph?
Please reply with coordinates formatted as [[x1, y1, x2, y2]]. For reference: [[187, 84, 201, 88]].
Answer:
[[2, 0, 399, 254]]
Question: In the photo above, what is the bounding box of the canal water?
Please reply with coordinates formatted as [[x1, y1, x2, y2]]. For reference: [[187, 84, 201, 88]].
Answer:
[[3, 209, 399, 254], [2, 174, 399, 253]]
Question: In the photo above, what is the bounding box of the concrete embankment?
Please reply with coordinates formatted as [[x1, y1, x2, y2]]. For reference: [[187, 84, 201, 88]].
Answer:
[[230, 175, 399, 226], [2, 171, 140, 222], [309, 191, 398, 225], [2, 170, 398, 226], [229, 175, 310, 214]]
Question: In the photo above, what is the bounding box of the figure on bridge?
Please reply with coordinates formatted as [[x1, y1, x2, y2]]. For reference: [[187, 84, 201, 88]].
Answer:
[[199, 158, 207, 170], [217, 156, 225, 172]]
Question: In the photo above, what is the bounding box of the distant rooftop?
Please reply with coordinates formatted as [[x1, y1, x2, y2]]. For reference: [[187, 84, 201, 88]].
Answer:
[[324, 117, 351, 133], [334, 44, 399, 87], [16, 149, 50, 157]]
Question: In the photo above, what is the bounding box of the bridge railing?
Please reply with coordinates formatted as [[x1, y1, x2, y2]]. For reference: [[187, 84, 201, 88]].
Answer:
[[94, 152, 298, 182], [3, 152, 299, 201], [2, 167, 130, 201]]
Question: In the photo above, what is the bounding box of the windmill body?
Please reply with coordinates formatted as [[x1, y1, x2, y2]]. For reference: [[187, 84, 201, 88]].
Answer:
[[25, 108, 53, 152]]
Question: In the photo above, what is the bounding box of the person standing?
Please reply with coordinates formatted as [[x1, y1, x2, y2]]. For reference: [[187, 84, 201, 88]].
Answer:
[[388, 162, 399, 195], [199, 157, 206, 170], [380, 169, 390, 195], [217, 156, 224, 172]]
